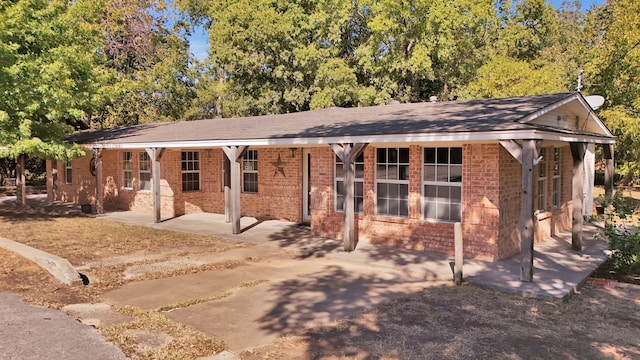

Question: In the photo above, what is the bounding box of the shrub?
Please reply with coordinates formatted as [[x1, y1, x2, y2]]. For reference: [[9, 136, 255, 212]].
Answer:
[[605, 223, 640, 273], [595, 191, 634, 220], [599, 191, 640, 273]]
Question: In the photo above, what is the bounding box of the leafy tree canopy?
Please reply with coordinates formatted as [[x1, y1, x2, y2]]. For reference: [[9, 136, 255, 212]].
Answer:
[[0, 0, 104, 160], [584, 0, 640, 182]]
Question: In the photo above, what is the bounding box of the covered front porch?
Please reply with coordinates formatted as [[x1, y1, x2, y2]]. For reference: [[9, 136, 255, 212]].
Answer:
[[94, 204, 608, 300]]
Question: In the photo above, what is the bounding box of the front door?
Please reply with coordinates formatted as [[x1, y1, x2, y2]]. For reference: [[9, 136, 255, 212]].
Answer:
[[302, 148, 311, 222]]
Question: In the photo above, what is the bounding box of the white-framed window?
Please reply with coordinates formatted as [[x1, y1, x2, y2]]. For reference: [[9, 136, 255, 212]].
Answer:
[[123, 152, 133, 189], [335, 153, 364, 213], [552, 148, 561, 208], [242, 149, 258, 193], [537, 148, 547, 211], [64, 161, 72, 184], [423, 147, 462, 222], [181, 151, 200, 192], [375, 147, 409, 217], [139, 152, 151, 191]]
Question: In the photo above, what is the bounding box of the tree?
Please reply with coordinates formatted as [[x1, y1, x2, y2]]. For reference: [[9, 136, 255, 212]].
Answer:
[[459, 56, 566, 99], [180, 0, 502, 116], [0, 0, 102, 161], [91, 0, 196, 127], [203, 0, 319, 116], [584, 0, 640, 183], [460, 0, 581, 99]]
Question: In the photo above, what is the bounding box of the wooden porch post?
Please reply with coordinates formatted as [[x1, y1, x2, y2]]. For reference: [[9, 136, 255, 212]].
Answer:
[[330, 143, 368, 252], [92, 149, 104, 214], [520, 140, 537, 282], [499, 139, 541, 282], [603, 144, 614, 199], [47, 160, 57, 203], [16, 154, 26, 205], [583, 144, 596, 217], [570, 142, 586, 251], [145, 147, 165, 223], [223, 156, 231, 223], [222, 146, 247, 234]]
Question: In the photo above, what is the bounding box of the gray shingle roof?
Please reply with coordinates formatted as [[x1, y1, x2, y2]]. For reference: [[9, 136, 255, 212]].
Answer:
[[71, 92, 611, 146]]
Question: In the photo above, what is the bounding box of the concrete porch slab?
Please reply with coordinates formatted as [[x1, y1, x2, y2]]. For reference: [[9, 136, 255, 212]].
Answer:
[[99, 210, 609, 301]]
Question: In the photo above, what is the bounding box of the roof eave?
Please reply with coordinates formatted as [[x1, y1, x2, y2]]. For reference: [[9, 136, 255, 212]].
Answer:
[[81, 129, 615, 150]]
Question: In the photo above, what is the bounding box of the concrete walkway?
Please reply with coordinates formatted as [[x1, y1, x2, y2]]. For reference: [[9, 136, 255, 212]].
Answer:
[[100, 210, 608, 301], [0, 292, 126, 360]]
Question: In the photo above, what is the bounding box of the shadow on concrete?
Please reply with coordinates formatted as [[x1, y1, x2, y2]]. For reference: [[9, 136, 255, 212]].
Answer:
[[259, 218, 609, 299], [257, 264, 437, 337], [465, 223, 608, 300], [267, 224, 342, 259], [0, 195, 85, 223], [265, 223, 456, 281]]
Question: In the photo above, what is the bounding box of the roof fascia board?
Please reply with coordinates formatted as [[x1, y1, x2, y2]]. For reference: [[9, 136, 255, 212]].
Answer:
[[518, 93, 580, 124], [574, 94, 615, 137], [81, 129, 613, 150]]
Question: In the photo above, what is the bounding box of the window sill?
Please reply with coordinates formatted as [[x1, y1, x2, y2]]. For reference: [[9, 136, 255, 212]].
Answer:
[[334, 210, 364, 215], [422, 218, 461, 225], [536, 211, 552, 221], [368, 214, 410, 223]]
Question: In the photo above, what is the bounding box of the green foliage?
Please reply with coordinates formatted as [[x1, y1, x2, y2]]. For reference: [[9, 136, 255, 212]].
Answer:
[[605, 223, 640, 274], [0, 156, 45, 185], [92, 0, 196, 127], [584, 0, 640, 183], [598, 191, 640, 273], [0, 0, 102, 159], [459, 56, 566, 99], [596, 191, 635, 220]]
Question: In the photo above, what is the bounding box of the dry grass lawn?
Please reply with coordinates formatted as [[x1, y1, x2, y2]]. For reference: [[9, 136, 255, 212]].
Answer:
[[0, 200, 239, 359], [0, 204, 244, 265], [242, 284, 640, 360], [1, 197, 640, 359]]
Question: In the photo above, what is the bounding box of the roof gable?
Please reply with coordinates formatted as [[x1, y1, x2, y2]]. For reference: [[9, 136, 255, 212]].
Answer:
[[519, 92, 613, 137]]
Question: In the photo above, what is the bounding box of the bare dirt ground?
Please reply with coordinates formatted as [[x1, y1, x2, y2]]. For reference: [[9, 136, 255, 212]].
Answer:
[[1, 195, 639, 359]]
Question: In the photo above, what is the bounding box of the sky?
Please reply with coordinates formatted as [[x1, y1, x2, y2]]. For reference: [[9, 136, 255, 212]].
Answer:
[[188, 0, 605, 62]]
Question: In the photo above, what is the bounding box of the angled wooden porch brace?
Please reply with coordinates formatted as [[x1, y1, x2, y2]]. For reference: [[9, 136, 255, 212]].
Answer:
[[92, 149, 104, 214], [500, 139, 541, 282], [222, 146, 247, 234], [145, 147, 165, 223], [330, 143, 368, 252]]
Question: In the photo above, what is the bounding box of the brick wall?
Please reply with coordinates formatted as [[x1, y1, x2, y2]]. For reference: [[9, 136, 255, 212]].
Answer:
[[47, 154, 96, 205], [49, 147, 303, 221], [497, 145, 574, 259], [498, 145, 522, 258], [238, 148, 303, 221], [463, 144, 501, 259]]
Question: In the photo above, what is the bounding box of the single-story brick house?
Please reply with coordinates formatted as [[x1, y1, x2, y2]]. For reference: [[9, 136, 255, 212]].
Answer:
[[46, 92, 614, 280]]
